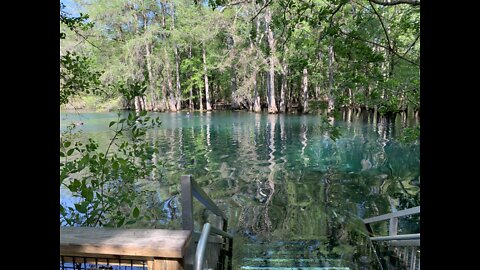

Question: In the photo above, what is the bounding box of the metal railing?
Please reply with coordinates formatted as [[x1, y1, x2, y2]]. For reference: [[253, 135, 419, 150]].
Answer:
[[181, 175, 233, 270], [363, 206, 420, 270], [195, 223, 233, 270], [363, 206, 420, 244]]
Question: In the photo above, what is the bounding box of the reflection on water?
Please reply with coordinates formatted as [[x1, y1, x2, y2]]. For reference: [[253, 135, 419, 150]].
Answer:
[[60, 110, 419, 268]]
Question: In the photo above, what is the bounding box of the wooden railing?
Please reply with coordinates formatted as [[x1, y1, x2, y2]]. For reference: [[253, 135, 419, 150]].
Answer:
[[363, 206, 420, 269], [60, 175, 233, 270], [60, 227, 191, 270], [181, 175, 233, 270]]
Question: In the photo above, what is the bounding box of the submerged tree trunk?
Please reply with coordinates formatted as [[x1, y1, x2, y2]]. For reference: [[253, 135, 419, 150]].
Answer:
[[265, 7, 278, 114], [203, 44, 212, 111], [302, 67, 309, 113]]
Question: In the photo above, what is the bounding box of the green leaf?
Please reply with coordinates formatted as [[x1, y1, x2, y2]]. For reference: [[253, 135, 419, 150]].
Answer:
[[63, 141, 71, 148], [132, 207, 140, 218], [126, 220, 136, 225], [117, 217, 125, 227], [109, 121, 116, 128], [74, 202, 88, 214], [67, 148, 75, 156], [81, 188, 94, 201]]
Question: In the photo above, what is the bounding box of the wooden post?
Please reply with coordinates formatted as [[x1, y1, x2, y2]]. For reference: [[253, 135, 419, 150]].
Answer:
[[181, 175, 195, 270], [181, 175, 194, 231]]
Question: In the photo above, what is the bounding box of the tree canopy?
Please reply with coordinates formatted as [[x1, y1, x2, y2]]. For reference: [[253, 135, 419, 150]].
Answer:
[[60, 0, 419, 116]]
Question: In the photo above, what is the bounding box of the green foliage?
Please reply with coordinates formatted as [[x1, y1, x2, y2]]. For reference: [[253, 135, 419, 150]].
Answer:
[[60, 2, 102, 106], [60, 112, 164, 227], [399, 125, 420, 144], [60, 2, 94, 39], [60, 51, 102, 105], [318, 115, 342, 141]]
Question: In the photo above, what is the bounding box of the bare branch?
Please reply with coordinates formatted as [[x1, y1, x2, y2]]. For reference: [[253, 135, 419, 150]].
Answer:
[[250, 0, 273, 22], [73, 29, 102, 51], [368, 1, 392, 52], [219, 0, 250, 12], [403, 34, 420, 56], [369, 0, 420, 6]]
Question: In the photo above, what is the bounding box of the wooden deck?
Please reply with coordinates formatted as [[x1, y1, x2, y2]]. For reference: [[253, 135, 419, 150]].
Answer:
[[60, 227, 192, 270]]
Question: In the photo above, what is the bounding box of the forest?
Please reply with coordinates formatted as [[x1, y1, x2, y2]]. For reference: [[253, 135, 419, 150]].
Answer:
[[60, 0, 420, 117]]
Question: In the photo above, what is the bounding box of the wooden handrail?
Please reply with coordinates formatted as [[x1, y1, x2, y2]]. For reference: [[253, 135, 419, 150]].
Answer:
[[60, 227, 191, 270]]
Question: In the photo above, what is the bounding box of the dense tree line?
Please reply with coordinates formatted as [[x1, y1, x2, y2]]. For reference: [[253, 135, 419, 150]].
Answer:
[[60, 0, 419, 116]]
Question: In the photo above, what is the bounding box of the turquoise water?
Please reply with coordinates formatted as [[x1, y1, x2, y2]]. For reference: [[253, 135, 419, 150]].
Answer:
[[60, 110, 420, 269]]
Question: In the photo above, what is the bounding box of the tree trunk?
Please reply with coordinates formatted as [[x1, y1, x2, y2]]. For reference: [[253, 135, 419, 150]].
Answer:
[[287, 77, 293, 112], [230, 64, 238, 109], [279, 65, 287, 113], [134, 96, 143, 112], [327, 43, 335, 113], [302, 67, 309, 113], [252, 10, 262, 113], [159, 77, 167, 111], [171, 2, 182, 111], [144, 42, 156, 111], [265, 7, 278, 114], [143, 10, 155, 111], [164, 47, 176, 112], [253, 68, 261, 112], [188, 45, 193, 111], [141, 96, 147, 111], [203, 44, 212, 111]]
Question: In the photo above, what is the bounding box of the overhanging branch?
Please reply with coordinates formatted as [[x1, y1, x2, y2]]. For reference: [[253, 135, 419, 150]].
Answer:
[[250, 0, 273, 22], [369, 1, 392, 52], [369, 0, 420, 6], [338, 29, 419, 66]]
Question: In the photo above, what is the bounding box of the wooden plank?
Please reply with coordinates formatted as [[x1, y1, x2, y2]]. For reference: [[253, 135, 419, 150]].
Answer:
[[60, 256, 149, 267], [60, 227, 191, 258], [370, 233, 420, 241], [153, 258, 183, 270], [363, 206, 420, 224], [61, 254, 153, 263]]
